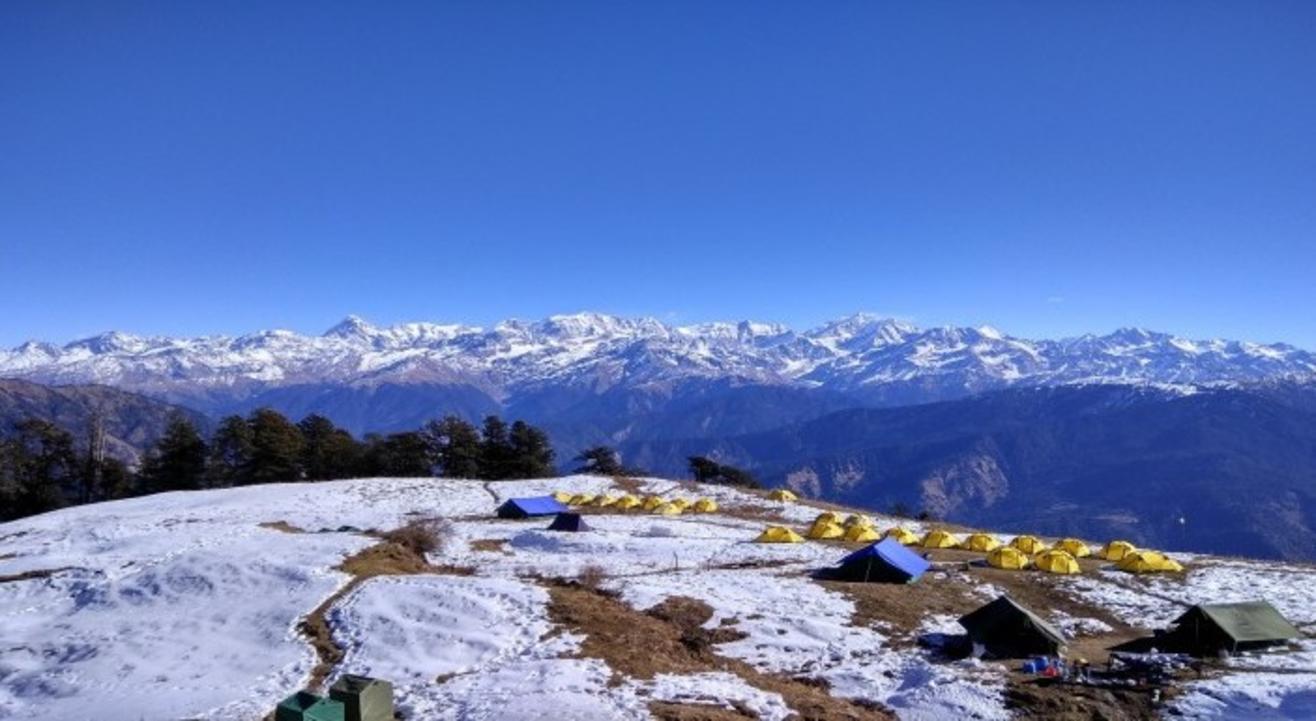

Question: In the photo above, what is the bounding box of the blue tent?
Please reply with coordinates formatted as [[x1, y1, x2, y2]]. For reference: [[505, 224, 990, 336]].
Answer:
[[497, 496, 569, 519], [832, 538, 931, 583], [547, 512, 592, 532]]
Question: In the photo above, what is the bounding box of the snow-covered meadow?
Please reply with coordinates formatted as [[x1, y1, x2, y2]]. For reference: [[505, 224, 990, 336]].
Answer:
[[1, 475, 1313, 720]]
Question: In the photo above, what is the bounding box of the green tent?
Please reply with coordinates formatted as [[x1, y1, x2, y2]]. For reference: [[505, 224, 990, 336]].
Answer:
[[1167, 601, 1300, 655], [275, 692, 345, 721], [330, 675, 395, 721], [958, 595, 1066, 658]]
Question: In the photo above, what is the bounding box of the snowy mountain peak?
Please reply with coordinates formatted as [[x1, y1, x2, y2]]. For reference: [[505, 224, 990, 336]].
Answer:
[[3, 313, 1313, 409]]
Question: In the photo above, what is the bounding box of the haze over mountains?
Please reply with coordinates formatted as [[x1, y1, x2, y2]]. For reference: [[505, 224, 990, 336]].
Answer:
[[4, 313, 1315, 561]]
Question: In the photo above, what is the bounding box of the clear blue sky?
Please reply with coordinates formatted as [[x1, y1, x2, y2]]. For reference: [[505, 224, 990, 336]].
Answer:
[[2, 1, 1314, 347]]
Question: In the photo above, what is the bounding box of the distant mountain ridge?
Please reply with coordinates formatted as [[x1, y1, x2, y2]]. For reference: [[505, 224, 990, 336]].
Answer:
[[619, 383, 1316, 562], [3, 314, 1312, 425]]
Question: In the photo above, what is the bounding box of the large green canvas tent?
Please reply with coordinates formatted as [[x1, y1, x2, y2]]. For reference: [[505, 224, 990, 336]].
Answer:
[[329, 674, 394, 721], [1165, 601, 1300, 655], [958, 595, 1066, 658]]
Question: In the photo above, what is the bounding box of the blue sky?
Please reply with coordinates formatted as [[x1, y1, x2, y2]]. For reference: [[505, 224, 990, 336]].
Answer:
[[2, 1, 1314, 347]]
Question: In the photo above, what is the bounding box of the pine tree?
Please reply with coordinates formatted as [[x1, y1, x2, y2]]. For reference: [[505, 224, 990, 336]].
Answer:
[[140, 414, 208, 492], [573, 446, 624, 475], [299, 414, 363, 480], [9, 419, 77, 517], [245, 408, 305, 483], [207, 415, 254, 486], [478, 415, 513, 479], [425, 416, 482, 479], [362, 431, 435, 477], [507, 420, 556, 478]]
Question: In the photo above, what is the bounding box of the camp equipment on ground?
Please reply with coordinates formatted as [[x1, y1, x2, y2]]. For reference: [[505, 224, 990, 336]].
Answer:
[[614, 494, 642, 509], [1116, 550, 1184, 574], [882, 527, 919, 545], [831, 538, 931, 583], [922, 529, 959, 548], [814, 511, 841, 525], [986, 546, 1030, 570], [843, 513, 874, 529], [651, 501, 683, 515], [590, 494, 617, 507], [1034, 549, 1081, 575], [276, 692, 346, 721], [959, 596, 1066, 659], [754, 526, 805, 543], [1099, 540, 1137, 561], [329, 675, 394, 721], [641, 495, 665, 511], [806, 519, 846, 540], [767, 489, 798, 502], [551, 491, 574, 504], [961, 533, 1002, 552], [1163, 601, 1300, 655], [496, 496, 569, 519], [692, 498, 718, 513], [567, 493, 596, 506], [1009, 535, 1048, 554], [844, 525, 881, 543], [1054, 538, 1092, 558], [547, 512, 593, 532]]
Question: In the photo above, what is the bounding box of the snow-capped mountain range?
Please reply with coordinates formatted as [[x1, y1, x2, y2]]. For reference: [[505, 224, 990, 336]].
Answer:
[[3, 313, 1314, 409]]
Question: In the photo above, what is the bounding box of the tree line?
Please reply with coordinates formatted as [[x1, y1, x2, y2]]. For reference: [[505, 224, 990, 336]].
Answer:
[[1, 409, 760, 523], [0, 410, 555, 522]]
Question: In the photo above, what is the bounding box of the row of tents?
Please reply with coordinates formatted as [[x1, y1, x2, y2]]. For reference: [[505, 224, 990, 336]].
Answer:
[[757, 514, 1185, 575], [551, 491, 720, 515], [497, 494, 719, 519]]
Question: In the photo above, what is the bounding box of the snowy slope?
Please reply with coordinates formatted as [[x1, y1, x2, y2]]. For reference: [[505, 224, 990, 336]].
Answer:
[[3, 476, 1314, 720], [2, 314, 1313, 412]]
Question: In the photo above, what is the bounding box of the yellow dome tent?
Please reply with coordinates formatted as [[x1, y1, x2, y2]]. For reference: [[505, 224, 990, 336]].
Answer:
[[590, 494, 617, 507], [1099, 540, 1137, 561], [651, 502, 684, 516], [1035, 549, 1082, 574], [614, 495, 642, 510], [807, 520, 846, 540], [668, 498, 692, 510], [922, 530, 959, 548], [883, 527, 919, 545], [552, 491, 574, 504], [987, 546, 1030, 570], [961, 533, 1002, 552], [1117, 551, 1184, 574], [767, 489, 798, 502], [641, 496, 665, 511], [692, 498, 718, 513], [1055, 538, 1092, 558], [844, 525, 881, 543], [754, 526, 805, 543], [843, 514, 874, 529], [568, 493, 596, 506], [814, 511, 841, 525], [1009, 535, 1049, 554]]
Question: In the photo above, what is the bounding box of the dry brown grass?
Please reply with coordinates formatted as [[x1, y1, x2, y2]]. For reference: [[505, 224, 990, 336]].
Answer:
[[258, 520, 305, 534], [381, 519, 448, 556], [1005, 677, 1161, 720], [469, 538, 510, 555], [576, 563, 607, 592], [0, 566, 73, 584], [611, 476, 646, 495], [649, 701, 758, 720], [546, 583, 893, 720]]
